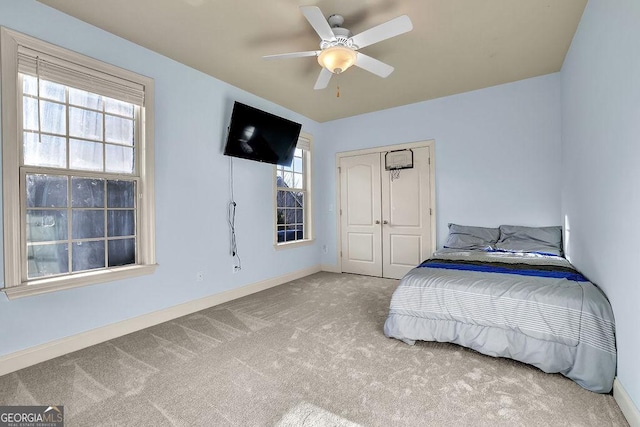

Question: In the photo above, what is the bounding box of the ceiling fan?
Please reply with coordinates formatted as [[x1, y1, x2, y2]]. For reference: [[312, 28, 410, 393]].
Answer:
[[263, 6, 413, 90]]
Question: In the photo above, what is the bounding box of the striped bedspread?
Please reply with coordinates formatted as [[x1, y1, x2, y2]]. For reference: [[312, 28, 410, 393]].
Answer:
[[383, 249, 616, 393]]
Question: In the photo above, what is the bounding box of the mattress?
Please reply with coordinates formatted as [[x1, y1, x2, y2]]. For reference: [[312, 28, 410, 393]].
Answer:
[[383, 249, 616, 393]]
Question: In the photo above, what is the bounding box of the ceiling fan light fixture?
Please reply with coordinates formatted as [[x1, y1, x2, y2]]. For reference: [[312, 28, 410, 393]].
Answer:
[[318, 46, 357, 74]]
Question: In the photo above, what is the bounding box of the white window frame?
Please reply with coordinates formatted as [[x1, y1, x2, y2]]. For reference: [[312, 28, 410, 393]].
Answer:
[[273, 132, 313, 249], [1, 27, 157, 299]]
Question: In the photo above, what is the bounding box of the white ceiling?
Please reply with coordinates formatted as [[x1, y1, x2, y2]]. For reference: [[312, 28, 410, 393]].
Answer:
[[36, 0, 587, 123]]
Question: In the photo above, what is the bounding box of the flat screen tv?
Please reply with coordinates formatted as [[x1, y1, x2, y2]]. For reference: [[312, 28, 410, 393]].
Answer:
[[224, 102, 302, 166]]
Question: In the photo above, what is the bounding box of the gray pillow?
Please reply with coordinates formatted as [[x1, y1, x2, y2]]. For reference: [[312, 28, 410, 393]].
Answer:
[[443, 224, 500, 251], [495, 225, 563, 256]]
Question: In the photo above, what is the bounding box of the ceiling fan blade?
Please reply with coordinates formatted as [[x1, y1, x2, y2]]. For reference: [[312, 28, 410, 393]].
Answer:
[[355, 53, 394, 78], [350, 15, 413, 49], [301, 6, 336, 42], [263, 51, 319, 60], [314, 68, 333, 90]]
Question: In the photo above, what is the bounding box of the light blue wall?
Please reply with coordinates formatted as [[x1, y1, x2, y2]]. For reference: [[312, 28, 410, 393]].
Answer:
[[316, 74, 563, 267], [0, 0, 321, 356], [561, 0, 640, 410]]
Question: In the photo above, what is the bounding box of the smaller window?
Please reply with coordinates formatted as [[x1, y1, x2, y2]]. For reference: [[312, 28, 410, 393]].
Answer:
[[275, 133, 312, 246]]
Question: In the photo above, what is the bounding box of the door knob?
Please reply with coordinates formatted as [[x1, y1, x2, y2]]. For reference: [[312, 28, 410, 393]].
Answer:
[[375, 220, 381, 224], [383, 220, 389, 224]]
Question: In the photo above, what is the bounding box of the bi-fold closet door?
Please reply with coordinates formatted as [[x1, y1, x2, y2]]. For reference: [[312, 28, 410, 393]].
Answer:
[[339, 145, 433, 279]]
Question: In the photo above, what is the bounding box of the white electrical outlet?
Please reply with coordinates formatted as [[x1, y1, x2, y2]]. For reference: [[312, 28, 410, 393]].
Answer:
[[196, 271, 205, 282]]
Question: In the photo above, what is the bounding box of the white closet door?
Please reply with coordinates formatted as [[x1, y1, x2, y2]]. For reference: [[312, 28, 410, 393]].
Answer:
[[340, 153, 382, 277], [381, 146, 432, 279]]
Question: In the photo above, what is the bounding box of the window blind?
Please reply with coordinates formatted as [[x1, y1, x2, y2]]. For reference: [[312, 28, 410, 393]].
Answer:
[[296, 134, 311, 151], [17, 45, 145, 106]]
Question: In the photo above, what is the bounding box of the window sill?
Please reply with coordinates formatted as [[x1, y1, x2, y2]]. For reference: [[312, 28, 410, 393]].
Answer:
[[2, 264, 158, 300], [274, 238, 315, 251]]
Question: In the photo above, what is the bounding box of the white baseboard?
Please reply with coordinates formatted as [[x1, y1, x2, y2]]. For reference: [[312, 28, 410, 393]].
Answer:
[[614, 377, 640, 427], [320, 264, 341, 273], [0, 265, 321, 377]]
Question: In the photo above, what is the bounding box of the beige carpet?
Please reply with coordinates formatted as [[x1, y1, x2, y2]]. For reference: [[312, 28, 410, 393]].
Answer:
[[0, 272, 628, 426]]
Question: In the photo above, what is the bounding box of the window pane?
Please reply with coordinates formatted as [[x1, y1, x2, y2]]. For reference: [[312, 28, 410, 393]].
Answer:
[[288, 209, 298, 225], [41, 100, 67, 135], [107, 180, 135, 208], [283, 171, 293, 188], [27, 243, 69, 278], [26, 210, 68, 243], [283, 191, 302, 208], [69, 106, 103, 141], [293, 156, 303, 173], [26, 174, 68, 208], [108, 210, 135, 237], [40, 80, 66, 102], [105, 145, 134, 174], [22, 96, 39, 131], [294, 148, 302, 158], [70, 139, 104, 171], [108, 238, 135, 267], [105, 115, 134, 145], [105, 97, 134, 117], [72, 177, 105, 208], [276, 190, 287, 209], [296, 208, 304, 224], [22, 75, 37, 96], [69, 88, 103, 110], [284, 192, 294, 208], [285, 226, 297, 242], [72, 241, 105, 272], [23, 76, 66, 102], [23, 98, 66, 135], [72, 210, 105, 239], [276, 208, 285, 225], [23, 133, 66, 168], [293, 173, 303, 189]]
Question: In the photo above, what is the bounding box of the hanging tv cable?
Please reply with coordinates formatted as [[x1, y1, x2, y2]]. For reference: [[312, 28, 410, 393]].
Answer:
[[228, 156, 241, 269]]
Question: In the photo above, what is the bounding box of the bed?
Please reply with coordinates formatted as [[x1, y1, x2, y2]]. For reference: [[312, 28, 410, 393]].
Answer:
[[383, 224, 617, 393]]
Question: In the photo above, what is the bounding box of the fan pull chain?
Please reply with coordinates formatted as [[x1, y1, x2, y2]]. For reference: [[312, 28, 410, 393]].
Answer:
[[336, 73, 341, 98]]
